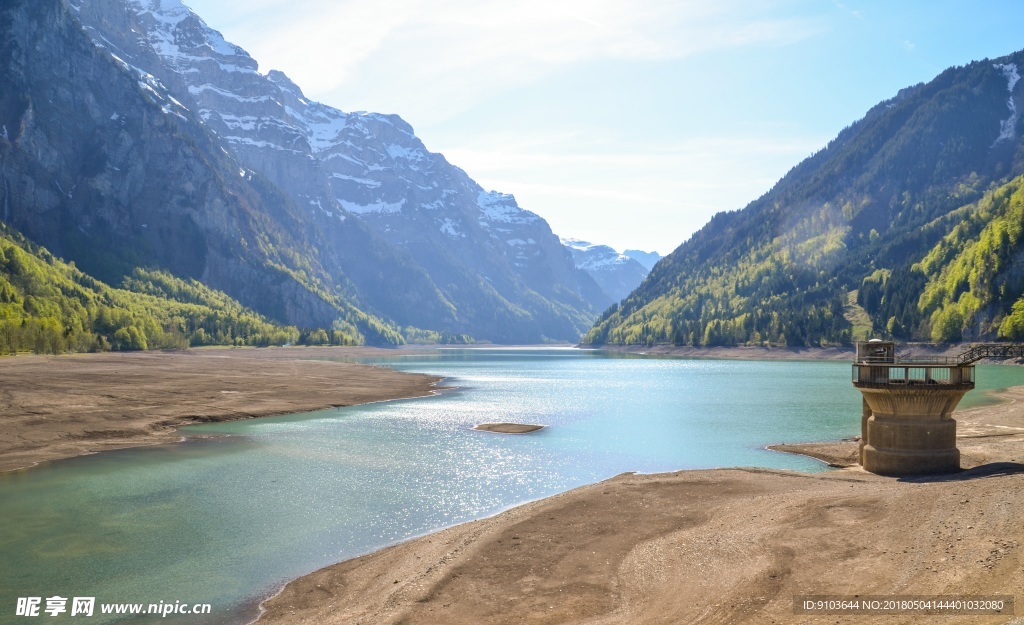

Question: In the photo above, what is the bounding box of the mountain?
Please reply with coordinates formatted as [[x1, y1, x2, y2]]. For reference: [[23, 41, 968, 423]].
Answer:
[[622, 249, 663, 272], [1, 0, 403, 345], [63, 0, 605, 343], [561, 238, 650, 303], [586, 51, 1024, 346]]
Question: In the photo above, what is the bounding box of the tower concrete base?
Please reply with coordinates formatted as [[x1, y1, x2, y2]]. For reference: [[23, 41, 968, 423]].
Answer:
[[855, 386, 968, 476], [861, 444, 960, 476]]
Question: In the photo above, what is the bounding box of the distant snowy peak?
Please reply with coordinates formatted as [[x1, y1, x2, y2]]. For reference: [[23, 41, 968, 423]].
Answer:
[[623, 249, 663, 271], [560, 237, 590, 250], [561, 237, 650, 303], [560, 238, 633, 270]]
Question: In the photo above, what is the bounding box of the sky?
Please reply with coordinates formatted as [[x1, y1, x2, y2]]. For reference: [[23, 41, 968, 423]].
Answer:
[[184, 0, 1024, 256]]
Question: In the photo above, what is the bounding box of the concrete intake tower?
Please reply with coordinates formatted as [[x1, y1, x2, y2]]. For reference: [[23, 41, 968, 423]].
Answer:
[[852, 340, 1024, 475], [852, 341, 971, 475]]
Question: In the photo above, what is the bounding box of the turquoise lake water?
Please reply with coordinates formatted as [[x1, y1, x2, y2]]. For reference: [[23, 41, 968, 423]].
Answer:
[[2, 349, 1023, 624]]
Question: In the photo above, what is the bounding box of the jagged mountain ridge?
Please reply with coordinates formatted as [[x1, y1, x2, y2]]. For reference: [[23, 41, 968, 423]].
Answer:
[[69, 0, 606, 342], [0, 0, 410, 346], [586, 51, 1024, 346], [561, 238, 650, 303]]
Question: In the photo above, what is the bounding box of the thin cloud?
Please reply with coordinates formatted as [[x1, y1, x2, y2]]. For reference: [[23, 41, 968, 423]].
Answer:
[[181, 0, 830, 251], [439, 131, 827, 253], [441, 134, 828, 180], [189, 0, 825, 122]]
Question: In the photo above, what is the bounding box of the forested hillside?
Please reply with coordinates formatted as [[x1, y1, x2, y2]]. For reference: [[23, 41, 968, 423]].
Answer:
[[0, 223, 309, 354], [868, 174, 1024, 342], [586, 52, 1024, 347]]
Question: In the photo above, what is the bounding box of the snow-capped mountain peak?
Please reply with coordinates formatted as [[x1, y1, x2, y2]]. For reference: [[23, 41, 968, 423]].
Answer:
[[125, 0, 253, 73], [559, 237, 632, 270], [560, 237, 650, 302], [66, 0, 609, 341]]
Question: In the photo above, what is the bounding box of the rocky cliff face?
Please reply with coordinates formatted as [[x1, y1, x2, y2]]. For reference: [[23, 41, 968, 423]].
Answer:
[[65, 0, 604, 342], [0, 0, 395, 340]]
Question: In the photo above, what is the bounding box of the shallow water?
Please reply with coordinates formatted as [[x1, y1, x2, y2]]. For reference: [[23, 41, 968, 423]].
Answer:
[[1, 349, 1021, 624]]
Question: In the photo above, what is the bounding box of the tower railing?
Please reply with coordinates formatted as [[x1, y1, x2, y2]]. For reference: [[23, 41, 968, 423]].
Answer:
[[855, 343, 1024, 367], [851, 363, 975, 387]]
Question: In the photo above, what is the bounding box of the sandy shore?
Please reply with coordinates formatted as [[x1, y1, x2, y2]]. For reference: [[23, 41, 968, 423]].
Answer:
[[771, 385, 1024, 470], [593, 343, 1015, 362], [594, 344, 857, 360], [258, 389, 1024, 625], [0, 347, 442, 472], [474, 423, 546, 434]]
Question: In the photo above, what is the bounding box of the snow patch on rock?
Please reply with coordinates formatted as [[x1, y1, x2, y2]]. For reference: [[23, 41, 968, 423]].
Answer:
[[993, 62, 1020, 145], [477, 191, 539, 225], [440, 218, 465, 238], [127, 0, 253, 74], [560, 237, 633, 270], [330, 173, 382, 188], [339, 199, 405, 215], [189, 84, 271, 103], [386, 144, 425, 161]]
